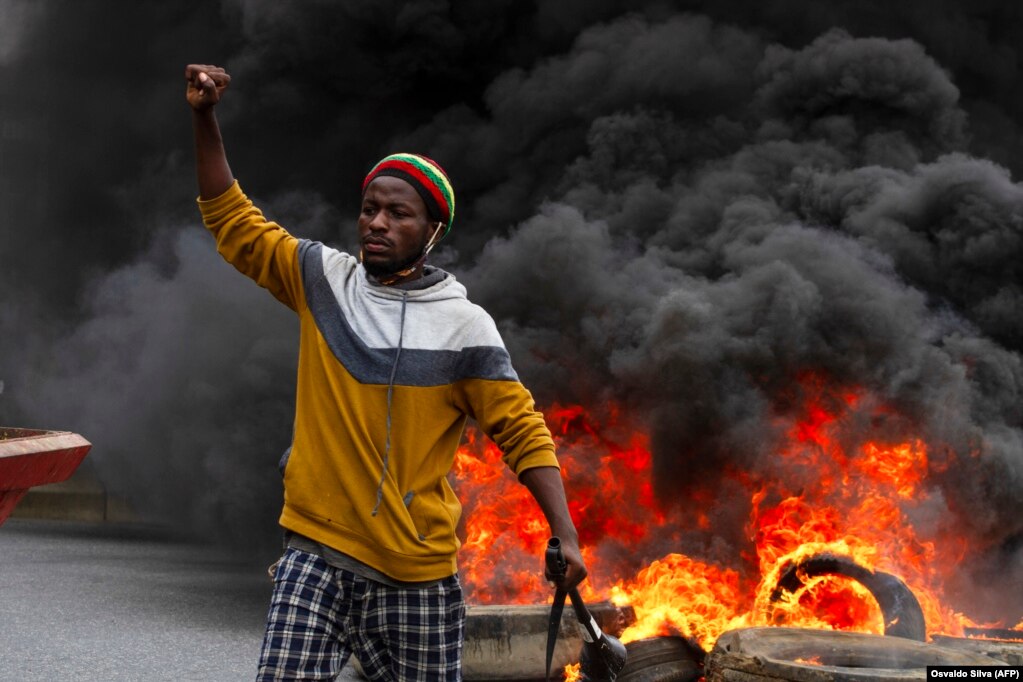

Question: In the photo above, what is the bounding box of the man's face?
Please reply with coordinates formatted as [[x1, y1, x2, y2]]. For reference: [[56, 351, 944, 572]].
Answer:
[[359, 176, 439, 280]]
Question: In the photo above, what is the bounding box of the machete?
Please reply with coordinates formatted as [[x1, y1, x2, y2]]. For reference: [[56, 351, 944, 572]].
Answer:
[[544, 537, 628, 681]]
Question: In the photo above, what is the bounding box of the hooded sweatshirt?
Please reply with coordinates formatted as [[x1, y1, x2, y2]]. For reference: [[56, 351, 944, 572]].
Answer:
[[198, 181, 558, 582]]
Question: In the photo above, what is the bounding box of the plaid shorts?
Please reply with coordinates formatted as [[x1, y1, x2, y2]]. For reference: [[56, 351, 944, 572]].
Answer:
[[256, 547, 465, 681]]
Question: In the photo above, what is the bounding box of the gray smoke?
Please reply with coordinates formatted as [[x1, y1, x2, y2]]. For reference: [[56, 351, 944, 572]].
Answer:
[[1, 2, 1021, 623]]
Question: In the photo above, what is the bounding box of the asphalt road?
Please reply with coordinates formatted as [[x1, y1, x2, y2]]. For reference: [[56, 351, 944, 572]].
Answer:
[[0, 519, 276, 681]]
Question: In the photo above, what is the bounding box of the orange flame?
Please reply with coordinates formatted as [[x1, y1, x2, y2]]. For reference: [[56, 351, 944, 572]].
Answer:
[[450, 374, 998, 661]]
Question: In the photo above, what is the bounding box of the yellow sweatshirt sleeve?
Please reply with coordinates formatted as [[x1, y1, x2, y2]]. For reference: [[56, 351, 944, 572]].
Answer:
[[197, 181, 304, 311], [452, 378, 560, 476]]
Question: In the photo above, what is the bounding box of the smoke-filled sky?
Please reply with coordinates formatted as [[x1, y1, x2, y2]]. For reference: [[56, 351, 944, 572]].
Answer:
[[1, 1, 1021, 622]]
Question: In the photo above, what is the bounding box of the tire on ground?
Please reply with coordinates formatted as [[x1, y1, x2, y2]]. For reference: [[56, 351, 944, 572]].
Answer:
[[706, 627, 1003, 682], [931, 635, 1023, 666], [616, 636, 704, 682]]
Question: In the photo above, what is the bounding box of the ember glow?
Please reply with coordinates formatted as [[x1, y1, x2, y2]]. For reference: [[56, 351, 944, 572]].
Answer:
[[451, 373, 999, 651], [795, 656, 823, 665]]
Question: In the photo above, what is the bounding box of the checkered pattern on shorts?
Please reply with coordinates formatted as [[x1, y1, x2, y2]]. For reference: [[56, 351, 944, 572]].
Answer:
[[256, 547, 465, 681]]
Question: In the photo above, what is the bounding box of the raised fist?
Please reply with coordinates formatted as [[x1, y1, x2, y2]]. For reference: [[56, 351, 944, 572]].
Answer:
[[185, 64, 231, 111]]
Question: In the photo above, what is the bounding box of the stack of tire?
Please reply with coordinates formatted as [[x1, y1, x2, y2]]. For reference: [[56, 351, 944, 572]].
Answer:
[[608, 552, 1010, 682], [706, 628, 1004, 682], [613, 628, 1005, 682]]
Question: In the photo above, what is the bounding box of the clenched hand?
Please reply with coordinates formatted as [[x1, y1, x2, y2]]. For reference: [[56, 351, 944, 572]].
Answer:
[[185, 64, 231, 111]]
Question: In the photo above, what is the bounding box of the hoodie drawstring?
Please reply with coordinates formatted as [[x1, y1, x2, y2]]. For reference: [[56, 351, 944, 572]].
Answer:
[[371, 291, 407, 517]]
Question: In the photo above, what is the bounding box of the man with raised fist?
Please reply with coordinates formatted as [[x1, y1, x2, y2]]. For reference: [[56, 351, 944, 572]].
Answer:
[[184, 64, 586, 681]]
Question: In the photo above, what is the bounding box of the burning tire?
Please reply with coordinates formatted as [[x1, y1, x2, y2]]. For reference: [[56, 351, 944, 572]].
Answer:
[[770, 553, 927, 641], [616, 636, 704, 682], [706, 627, 1002, 682]]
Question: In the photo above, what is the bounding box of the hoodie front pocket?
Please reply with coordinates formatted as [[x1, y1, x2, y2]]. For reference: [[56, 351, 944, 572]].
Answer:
[[404, 490, 429, 541]]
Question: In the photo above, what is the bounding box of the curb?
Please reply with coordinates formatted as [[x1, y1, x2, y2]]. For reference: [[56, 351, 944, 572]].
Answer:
[[9, 463, 136, 523]]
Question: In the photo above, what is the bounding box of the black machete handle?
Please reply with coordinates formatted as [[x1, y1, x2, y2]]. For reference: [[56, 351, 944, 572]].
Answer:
[[545, 537, 568, 582]]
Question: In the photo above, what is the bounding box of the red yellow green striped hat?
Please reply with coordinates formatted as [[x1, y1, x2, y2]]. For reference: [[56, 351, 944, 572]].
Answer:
[[362, 153, 456, 238]]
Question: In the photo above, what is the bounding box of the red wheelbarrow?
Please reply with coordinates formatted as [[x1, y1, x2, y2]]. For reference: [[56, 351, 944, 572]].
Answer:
[[0, 428, 92, 526]]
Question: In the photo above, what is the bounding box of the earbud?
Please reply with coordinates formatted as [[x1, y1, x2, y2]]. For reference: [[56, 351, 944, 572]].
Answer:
[[424, 222, 443, 257]]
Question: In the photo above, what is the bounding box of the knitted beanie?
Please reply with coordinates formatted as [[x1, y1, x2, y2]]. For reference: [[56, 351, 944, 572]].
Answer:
[[362, 153, 456, 238]]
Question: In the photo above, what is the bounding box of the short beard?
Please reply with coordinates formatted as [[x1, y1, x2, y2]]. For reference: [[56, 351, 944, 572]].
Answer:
[[363, 246, 426, 280]]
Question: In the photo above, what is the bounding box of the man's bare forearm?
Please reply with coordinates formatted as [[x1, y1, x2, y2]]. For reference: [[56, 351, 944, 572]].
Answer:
[[193, 108, 234, 200], [520, 465, 587, 589]]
